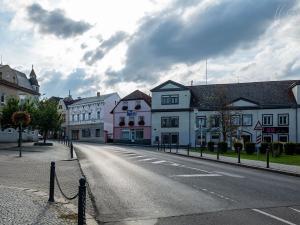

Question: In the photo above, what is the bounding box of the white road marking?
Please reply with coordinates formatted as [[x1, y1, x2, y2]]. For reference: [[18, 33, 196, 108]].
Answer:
[[252, 209, 297, 225], [151, 160, 167, 164], [170, 163, 181, 166], [181, 165, 210, 173], [290, 207, 300, 213], [214, 171, 245, 178], [138, 158, 157, 161], [128, 156, 144, 159], [171, 174, 222, 177]]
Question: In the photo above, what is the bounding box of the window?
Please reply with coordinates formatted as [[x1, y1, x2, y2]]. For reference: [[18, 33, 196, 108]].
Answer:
[[263, 134, 272, 143], [196, 116, 206, 128], [211, 116, 220, 128], [136, 129, 144, 140], [95, 129, 101, 137], [242, 114, 252, 126], [129, 116, 134, 122], [58, 105, 62, 109], [77, 114, 80, 121], [262, 114, 273, 126], [0, 72, 2, 79], [278, 134, 288, 142], [121, 129, 130, 140], [161, 94, 179, 105], [83, 113, 86, 121], [278, 114, 289, 126], [161, 117, 179, 128], [231, 115, 241, 126], [0, 94, 5, 104], [97, 111, 100, 119], [161, 132, 179, 144], [72, 115, 75, 121], [82, 129, 91, 137], [62, 114, 66, 123], [120, 117, 125, 123], [138, 116, 144, 121], [88, 112, 91, 120]]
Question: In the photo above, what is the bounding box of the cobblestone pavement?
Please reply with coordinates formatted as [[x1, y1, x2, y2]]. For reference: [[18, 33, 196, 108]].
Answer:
[[0, 141, 97, 225]]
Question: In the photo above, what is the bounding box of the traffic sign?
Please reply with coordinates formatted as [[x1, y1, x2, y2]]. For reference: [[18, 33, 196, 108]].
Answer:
[[254, 121, 262, 130]]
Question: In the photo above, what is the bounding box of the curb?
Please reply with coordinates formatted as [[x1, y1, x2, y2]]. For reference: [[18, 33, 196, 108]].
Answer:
[[160, 151, 300, 178]]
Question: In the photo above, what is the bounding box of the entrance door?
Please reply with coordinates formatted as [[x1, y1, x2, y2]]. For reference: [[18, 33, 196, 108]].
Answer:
[[130, 129, 135, 142], [72, 130, 79, 140]]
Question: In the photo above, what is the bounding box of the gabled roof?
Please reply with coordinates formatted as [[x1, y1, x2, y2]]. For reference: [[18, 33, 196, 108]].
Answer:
[[110, 90, 151, 113], [150, 80, 189, 92], [228, 97, 259, 106], [122, 90, 151, 106], [189, 80, 299, 110]]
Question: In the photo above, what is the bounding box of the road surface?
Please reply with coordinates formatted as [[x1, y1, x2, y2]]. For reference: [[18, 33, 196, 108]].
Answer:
[[75, 143, 300, 225]]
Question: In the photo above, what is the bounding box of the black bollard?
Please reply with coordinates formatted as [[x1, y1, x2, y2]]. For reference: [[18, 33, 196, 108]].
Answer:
[[163, 144, 166, 152], [187, 144, 190, 156], [169, 144, 172, 153], [200, 146, 203, 157], [267, 146, 270, 168], [157, 143, 160, 151], [238, 146, 241, 163], [78, 178, 86, 225], [217, 148, 220, 160], [48, 161, 55, 202], [70, 142, 74, 159], [176, 144, 179, 154]]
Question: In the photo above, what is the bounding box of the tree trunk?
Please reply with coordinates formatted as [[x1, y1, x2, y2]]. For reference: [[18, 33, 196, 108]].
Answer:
[[18, 124, 21, 147], [43, 130, 48, 143]]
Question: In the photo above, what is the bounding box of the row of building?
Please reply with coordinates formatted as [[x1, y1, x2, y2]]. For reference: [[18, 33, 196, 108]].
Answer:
[[0, 63, 299, 146], [58, 79, 300, 147]]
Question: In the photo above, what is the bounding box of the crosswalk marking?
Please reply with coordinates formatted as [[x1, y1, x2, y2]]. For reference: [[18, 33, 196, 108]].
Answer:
[[252, 209, 297, 225], [151, 160, 167, 164], [214, 171, 244, 178], [138, 158, 156, 161], [128, 155, 144, 159]]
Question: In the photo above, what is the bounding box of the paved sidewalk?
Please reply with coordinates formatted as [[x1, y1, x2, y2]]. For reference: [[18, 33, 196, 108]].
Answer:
[[157, 147, 300, 176], [0, 141, 97, 225]]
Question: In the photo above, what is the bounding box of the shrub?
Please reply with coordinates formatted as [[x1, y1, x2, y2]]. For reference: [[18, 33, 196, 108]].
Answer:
[[272, 142, 283, 157], [218, 142, 228, 153], [245, 142, 256, 155], [259, 142, 269, 154], [207, 141, 214, 152], [284, 142, 296, 155], [234, 142, 243, 152]]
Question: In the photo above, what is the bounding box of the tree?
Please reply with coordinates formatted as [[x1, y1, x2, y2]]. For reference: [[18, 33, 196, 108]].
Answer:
[[34, 99, 62, 143]]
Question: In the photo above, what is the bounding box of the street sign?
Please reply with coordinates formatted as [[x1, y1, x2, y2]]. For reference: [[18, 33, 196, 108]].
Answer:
[[254, 121, 262, 130]]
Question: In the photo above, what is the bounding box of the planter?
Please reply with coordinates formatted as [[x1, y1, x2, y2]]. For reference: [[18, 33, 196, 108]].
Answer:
[[119, 121, 125, 126], [128, 121, 134, 126], [138, 120, 145, 126], [135, 104, 141, 110]]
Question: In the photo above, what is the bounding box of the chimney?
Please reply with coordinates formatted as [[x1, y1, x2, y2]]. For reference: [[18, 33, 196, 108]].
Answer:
[[97, 92, 100, 97]]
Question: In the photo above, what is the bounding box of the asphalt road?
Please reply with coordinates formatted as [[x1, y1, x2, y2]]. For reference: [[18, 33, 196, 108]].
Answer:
[[75, 143, 300, 225]]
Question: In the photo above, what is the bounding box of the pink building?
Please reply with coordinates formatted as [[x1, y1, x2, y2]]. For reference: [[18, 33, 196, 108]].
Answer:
[[111, 90, 151, 145]]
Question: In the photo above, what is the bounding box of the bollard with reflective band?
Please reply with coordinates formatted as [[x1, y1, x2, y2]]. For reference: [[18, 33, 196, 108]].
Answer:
[[266, 146, 270, 168], [78, 178, 86, 225], [48, 161, 55, 202]]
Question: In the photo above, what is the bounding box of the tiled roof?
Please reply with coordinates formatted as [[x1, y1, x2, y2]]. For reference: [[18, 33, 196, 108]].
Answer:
[[122, 90, 151, 106], [189, 80, 299, 110]]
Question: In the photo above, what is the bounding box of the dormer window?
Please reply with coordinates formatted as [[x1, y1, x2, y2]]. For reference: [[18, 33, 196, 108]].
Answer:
[[135, 100, 141, 110], [161, 94, 179, 105], [122, 101, 128, 110]]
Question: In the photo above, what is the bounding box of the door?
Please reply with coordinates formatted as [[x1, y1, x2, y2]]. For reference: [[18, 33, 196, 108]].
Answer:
[[72, 130, 79, 140], [130, 129, 135, 142]]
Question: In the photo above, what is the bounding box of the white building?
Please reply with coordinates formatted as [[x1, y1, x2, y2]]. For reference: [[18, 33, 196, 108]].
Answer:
[[66, 92, 120, 142], [151, 80, 300, 147]]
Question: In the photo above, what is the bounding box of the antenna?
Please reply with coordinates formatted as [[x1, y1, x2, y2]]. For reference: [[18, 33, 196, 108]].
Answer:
[[205, 59, 208, 85]]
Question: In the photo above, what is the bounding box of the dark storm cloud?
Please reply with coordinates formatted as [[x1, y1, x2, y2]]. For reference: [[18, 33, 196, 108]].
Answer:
[[41, 68, 99, 97], [82, 31, 128, 65], [105, 0, 296, 85], [27, 3, 91, 38]]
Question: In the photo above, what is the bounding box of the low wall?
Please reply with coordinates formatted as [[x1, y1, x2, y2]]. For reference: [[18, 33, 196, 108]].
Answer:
[[0, 128, 38, 143]]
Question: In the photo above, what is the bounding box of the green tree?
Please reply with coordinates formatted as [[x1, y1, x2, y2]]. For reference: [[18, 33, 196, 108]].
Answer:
[[34, 99, 62, 143]]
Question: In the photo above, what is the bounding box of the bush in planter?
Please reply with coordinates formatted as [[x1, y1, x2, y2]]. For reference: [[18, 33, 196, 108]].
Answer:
[[119, 121, 125, 126], [245, 142, 255, 155], [259, 142, 269, 154], [128, 121, 134, 126], [234, 142, 243, 152], [284, 142, 296, 155], [135, 104, 141, 110], [138, 120, 145, 126], [218, 142, 228, 153], [122, 105, 128, 110], [271, 142, 283, 157], [207, 141, 214, 152]]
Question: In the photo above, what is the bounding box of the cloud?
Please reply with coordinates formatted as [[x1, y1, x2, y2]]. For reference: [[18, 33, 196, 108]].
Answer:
[[27, 3, 91, 38], [40, 68, 99, 97], [82, 31, 128, 65], [105, 0, 296, 85]]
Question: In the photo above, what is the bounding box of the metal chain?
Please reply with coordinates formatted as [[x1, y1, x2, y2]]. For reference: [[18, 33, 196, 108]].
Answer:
[[55, 172, 78, 200]]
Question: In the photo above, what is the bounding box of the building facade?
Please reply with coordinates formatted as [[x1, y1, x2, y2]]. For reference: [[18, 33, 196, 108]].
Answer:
[[0, 64, 40, 142], [151, 80, 300, 147], [67, 92, 120, 142], [111, 90, 152, 144]]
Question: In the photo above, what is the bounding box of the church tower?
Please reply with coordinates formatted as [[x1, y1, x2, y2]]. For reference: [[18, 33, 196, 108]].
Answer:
[[29, 65, 39, 93]]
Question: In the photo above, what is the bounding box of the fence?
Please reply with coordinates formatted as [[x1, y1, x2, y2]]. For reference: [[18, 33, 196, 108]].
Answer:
[[48, 161, 86, 225], [157, 143, 272, 169]]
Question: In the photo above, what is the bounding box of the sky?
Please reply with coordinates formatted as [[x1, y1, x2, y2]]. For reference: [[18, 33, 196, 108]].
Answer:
[[1, 0, 300, 98]]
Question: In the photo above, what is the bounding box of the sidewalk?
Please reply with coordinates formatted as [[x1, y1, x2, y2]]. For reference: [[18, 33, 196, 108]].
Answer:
[[0, 141, 97, 225], [158, 147, 300, 177]]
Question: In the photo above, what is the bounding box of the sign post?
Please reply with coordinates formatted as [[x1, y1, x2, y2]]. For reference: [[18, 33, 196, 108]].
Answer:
[[254, 121, 262, 156]]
